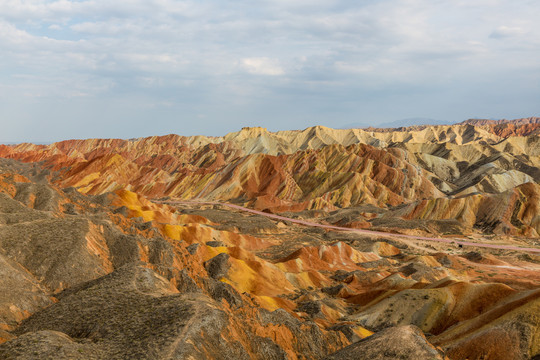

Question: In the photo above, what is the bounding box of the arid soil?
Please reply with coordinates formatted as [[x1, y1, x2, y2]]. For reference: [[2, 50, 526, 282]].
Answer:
[[0, 119, 539, 359]]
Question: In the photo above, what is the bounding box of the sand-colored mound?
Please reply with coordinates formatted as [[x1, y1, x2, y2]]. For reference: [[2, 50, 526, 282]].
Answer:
[[0, 253, 53, 335], [390, 182, 540, 236], [348, 282, 516, 334], [432, 288, 540, 360], [0, 330, 104, 359], [324, 325, 446, 360], [276, 242, 378, 273]]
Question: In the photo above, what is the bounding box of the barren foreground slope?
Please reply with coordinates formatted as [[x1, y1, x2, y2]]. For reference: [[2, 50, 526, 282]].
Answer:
[[0, 119, 539, 359]]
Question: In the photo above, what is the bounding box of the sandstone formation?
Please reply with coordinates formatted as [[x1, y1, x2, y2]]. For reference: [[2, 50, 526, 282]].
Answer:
[[0, 118, 539, 359], [1, 120, 539, 220]]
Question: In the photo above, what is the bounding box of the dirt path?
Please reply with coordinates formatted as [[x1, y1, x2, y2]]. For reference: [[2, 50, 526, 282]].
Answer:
[[157, 200, 540, 254]]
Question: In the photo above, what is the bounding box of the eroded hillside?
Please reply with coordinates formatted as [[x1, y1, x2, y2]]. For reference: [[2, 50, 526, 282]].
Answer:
[[0, 118, 539, 359], [1, 120, 539, 235]]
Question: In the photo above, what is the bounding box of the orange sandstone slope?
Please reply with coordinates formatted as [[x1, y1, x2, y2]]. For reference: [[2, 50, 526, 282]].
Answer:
[[0, 138, 445, 211], [0, 161, 351, 358], [458, 117, 540, 137], [0, 122, 539, 237], [0, 121, 537, 198], [165, 144, 444, 211], [386, 182, 540, 236], [0, 158, 540, 359]]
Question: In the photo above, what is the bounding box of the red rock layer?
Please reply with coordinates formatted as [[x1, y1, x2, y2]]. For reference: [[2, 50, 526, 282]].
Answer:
[[0, 140, 443, 212]]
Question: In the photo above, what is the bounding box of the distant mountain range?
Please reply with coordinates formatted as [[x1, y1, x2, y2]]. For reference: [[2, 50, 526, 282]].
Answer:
[[0, 141, 52, 146], [458, 117, 540, 126], [341, 117, 452, 129], [342, 116, 540, 129]]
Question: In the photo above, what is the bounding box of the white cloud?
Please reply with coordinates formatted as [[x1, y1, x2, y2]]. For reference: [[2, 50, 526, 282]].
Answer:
[[241, 58, 285, 76], [0, 0, 539, 141], [0, 21, 34, 44], [489, 26, 527, 39], [334, 61, 374, 75]]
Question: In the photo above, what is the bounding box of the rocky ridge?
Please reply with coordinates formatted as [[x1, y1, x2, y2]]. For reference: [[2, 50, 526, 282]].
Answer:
[[0, 118, 539, 359], [0, 119, 539, 236]]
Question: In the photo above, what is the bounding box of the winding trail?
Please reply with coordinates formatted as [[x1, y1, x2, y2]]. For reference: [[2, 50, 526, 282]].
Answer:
[[157, 200, 540, 254]]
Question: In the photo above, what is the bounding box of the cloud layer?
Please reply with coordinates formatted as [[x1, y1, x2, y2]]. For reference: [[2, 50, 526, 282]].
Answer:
[[1, 0, 539, 141]]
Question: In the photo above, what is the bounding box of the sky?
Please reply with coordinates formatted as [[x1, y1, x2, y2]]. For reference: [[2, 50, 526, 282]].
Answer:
[[1, 0, 540, 142]]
